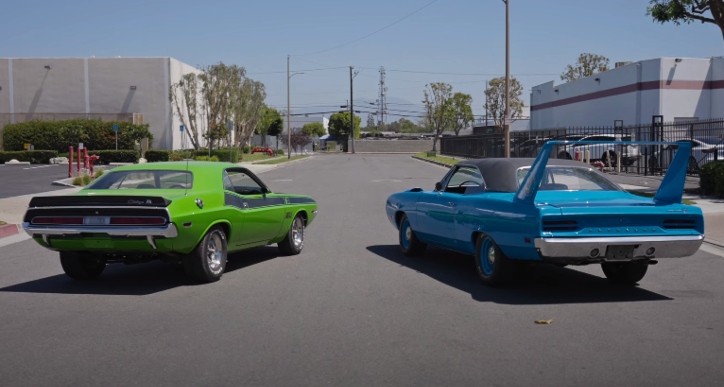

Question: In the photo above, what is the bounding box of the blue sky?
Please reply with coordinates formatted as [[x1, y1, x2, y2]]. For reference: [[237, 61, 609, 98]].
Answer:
[[1, 0, 722, 123]]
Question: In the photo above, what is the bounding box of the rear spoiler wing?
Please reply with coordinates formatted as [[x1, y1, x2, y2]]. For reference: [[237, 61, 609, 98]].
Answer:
[[514, 140, 693, 205]]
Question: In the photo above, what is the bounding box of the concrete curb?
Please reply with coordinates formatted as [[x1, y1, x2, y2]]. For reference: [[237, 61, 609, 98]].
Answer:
[[0, 223, 19, 239], [251, 155, 314, 167], [1, 162, 32, 165], [705, 238, 724, 249], [411, 155, 455, 168], [52, 178, 77, 187]]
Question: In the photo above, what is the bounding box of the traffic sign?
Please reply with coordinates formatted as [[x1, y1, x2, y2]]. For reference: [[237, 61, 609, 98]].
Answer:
[[180, 125, 185, 132], [113, 124, 119, 132]]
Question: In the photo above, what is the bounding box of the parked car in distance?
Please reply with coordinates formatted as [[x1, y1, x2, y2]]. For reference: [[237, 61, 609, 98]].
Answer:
[[557, 134, 640, 167], [23, 161, 318, 283], [649, 136, 724, 173], [386, 140, 703, 286]]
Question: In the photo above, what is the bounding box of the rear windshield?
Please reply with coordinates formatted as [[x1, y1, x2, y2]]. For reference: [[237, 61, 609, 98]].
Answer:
[[86, 170, 193, 190], [517, 166, 621, 191]]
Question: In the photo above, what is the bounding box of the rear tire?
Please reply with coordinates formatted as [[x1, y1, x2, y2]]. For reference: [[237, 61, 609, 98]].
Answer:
[[399, 214, 426, 256], [601, 260, 648, 285], [60, 252, 107, 280], [601, 150, 617, 168], [474, 234, 513, 286], [183, 225, 227, 283]]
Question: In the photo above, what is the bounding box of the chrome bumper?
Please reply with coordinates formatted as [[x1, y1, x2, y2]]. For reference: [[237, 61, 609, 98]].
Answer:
[[22, 222, 179, 250], [534, 235, 704, 260]]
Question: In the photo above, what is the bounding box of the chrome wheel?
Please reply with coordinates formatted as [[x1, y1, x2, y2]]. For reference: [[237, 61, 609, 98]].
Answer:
[[292, 217, 304, 250], [206, 231, 224, 275]]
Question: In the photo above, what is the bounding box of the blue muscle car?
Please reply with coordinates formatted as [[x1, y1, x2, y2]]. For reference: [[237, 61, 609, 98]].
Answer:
[[386, 141, 705, 286]]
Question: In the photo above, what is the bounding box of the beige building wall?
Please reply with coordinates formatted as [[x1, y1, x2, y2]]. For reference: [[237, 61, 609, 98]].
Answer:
[[0, 57, 199, 151]]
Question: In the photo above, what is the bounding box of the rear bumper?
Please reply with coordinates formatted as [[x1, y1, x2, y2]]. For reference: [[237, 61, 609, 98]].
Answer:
[[22, 222, 178, 250], [534, 235, 704, 262]]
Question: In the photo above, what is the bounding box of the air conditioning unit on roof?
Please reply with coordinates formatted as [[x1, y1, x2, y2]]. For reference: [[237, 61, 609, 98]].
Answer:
[[615, 61, 633, 68]]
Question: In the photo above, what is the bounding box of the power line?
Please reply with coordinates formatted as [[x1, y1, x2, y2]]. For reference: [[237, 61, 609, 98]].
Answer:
[[292, 0, 442, 56], [247, 66, 347, 75]]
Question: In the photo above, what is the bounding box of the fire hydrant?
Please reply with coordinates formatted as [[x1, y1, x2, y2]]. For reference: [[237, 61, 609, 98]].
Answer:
[[88, 155, 101, 178]]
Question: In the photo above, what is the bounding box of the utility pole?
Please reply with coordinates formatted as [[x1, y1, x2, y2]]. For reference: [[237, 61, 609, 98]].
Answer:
[[503, 0, 511, 158], [287, 55, 291, 159], [484, 79, 488, 128], [350, 66, 356, 154]]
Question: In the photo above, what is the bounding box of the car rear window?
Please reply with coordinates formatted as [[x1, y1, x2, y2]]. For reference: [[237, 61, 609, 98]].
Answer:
[[86, 170, 193, 190], [517, 166, 621, 191]]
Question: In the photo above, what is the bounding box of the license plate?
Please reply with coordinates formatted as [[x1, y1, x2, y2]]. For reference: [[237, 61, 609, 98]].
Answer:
[[84, 216, 110, 225], [606, 245, 635, 261]]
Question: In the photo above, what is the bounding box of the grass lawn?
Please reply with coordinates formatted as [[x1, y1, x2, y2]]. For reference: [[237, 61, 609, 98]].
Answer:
[[413, 152, 460, 166], [254, 155, 309, 165]]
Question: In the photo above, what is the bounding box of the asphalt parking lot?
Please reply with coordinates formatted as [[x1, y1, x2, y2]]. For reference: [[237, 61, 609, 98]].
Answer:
[[1, 154, 723, 386], [0, 164, 70, 198]]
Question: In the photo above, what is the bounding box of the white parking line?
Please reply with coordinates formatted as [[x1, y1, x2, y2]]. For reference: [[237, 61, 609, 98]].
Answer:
[[23, 165, 57, 170]]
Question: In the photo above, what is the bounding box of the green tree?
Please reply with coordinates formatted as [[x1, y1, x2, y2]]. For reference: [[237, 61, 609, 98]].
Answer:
[[450, 92, 474, 136], [647, 0, 724, 45], [257, 106, 283, 146], [301, 122, 326, 137], [328, 112, 361, 148], [484, 77, 524, 133], [423, 82, 455, 152], [561, 53, 610, 83], [169, 73, 202, 150]]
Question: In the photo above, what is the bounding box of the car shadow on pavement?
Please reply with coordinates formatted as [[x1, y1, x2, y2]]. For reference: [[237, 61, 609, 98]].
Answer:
[[0, 246, 283, 296], [366, 245, 673, 305]]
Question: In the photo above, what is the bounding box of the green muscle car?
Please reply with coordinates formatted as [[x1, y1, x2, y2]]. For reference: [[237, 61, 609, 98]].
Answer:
[[22, 161, 318, 283]]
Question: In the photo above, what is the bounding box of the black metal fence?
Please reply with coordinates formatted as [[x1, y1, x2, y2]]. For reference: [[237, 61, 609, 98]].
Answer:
[[439, 117, 724, 176]]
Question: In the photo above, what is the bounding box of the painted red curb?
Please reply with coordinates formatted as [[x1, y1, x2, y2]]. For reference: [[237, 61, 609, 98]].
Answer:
[[0, 224, 19, 239]]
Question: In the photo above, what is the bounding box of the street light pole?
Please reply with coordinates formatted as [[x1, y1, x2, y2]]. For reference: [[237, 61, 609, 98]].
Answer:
[[285, 57, 305, 159], [503, 0, 511, 158]]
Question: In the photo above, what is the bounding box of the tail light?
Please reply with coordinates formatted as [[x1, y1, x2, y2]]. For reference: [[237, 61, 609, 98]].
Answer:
[[542, 220, 579, 231], [662, 219, 697, 230], [110, 217, 166, 225], [32, 217, 84, 225]]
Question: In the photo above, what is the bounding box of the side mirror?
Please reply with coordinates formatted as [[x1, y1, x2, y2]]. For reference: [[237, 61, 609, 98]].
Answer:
[[435, 182, 443, 191]]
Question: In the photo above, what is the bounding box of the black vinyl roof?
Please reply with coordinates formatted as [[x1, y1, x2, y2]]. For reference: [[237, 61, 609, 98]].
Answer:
[[455, 157, 594, 192]]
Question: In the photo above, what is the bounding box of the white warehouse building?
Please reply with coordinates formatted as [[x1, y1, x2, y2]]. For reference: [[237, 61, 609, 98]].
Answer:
[[530, 57, 724, 129], [0, 57, 202, 150]]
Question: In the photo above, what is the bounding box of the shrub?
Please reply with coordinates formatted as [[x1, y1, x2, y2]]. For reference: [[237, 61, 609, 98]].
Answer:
[[242, 145, 251, 154], [196, 150, 239, 163], [699, 160, 724, 198], [275, 149, 284, 155], [95, 169, 105, 179], [0, 150, 59, 164], [82, 174, 92, 185], [89, 150, 139, 165], [2, 119, 153, 153], [72, 175, 84, 186], [145, 150, 171, 163], [194, 155, 220, 162]]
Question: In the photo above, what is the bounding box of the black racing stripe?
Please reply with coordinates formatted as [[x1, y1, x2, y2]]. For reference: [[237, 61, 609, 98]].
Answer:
[[287, 197, 316, 204], [244, 197, 286, 209], [224, 193, 244, 209]]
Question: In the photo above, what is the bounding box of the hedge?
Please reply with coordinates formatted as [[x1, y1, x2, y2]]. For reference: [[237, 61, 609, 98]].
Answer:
[[88, 150, 139, 165], [145, 150, 171, 163], [2, 119, 153, 153], [699, 160, 724, 198], [0, 150, 59, 164]]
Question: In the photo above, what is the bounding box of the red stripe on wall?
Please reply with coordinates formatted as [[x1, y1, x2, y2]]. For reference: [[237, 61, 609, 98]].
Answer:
[[531, 80, 724, 112]]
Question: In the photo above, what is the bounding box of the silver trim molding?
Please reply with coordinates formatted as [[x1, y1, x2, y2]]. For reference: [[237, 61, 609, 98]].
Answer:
[[23, 223, 179, 239]]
